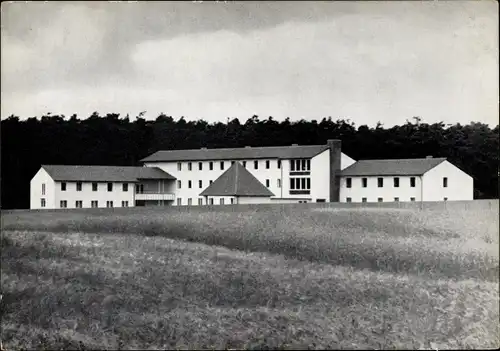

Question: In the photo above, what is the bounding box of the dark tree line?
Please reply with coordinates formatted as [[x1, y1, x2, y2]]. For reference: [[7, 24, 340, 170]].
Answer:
[[1, 112, 498, 209]]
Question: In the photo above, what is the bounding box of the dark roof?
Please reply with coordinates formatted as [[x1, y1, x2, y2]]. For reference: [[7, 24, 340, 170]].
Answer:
[[140, 145, 330, 162], [340, 158, 447, 176], [41, 165, 176, 182], [200, 162, 275, 197]]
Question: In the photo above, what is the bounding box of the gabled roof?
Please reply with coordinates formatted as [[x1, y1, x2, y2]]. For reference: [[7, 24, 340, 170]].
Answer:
[[140, 145, 330, 162], [200, 162, 275, 197], [41, 165, 176, 182], [340, 158, 447, 176]]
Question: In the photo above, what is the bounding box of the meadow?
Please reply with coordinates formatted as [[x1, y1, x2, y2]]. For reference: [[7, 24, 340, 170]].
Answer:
[[1, 204, 499, 350]]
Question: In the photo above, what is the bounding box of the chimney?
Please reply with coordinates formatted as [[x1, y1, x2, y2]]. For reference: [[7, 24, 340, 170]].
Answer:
[[426, 155, 433, 159], [327, 139, 342, 203], [292, 143, 298, 146]]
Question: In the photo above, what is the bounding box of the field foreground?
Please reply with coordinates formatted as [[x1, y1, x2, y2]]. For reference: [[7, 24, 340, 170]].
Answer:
[[1, 206, 499, 350]]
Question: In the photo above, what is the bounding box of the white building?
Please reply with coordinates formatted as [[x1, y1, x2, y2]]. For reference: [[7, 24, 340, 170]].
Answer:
[[29, 140, 474, 209], [339, 157, 474, 203]]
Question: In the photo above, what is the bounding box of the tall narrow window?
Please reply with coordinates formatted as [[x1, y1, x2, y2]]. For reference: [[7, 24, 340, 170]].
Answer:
[[393, 177, 399, 188], [266, 179, 270, 187], [188, 180, 192, 189], [186, 162, 191, 171], [290, 178, 295, 190], [61, 182, 66, 191], [301, 159, 306, 171], [198, 198, 203, 205], [41, 198, 46, 207], [230, 198, 234, 204], [76, 200, 83, 208], [122, 183, 128, 192], [107, 201, 113, 208], [266, 160, 270, 169], [188, 198, 192, 206], [306, 159, 311, 170], [410, 177, 416, 188], [290, 160, 295, 171], [209, 198, 214, 205], [220, 161, 224, 170], [41, 183, 46, 195], [122, 201, 129, 207], [92, 182, 98, 191], [346, 197, 352, 203], [277, 160, 281, 169], [76, 182, 82, 191], [301, 178, 306, 189], [209, 162, 213, 170], [443, 177, 448, 188], [362, 178, 367, 188], [220, 198, 225, 205], [254, 160, 258, 169], [377, 178, 383, 188], [177, 180, 181, 189], [199, 180, 203, 188], [243, 161, 247, 168], [60, 200, 67, 208], [177, 198, 182, 206], [306, 178, 311, 189], [209, 180, 213, 185], [177, 162, 182, 171], [362, 197, 367, 203], [277, 179, 281, 188], [91, 200, 98, 208], [295, 178, 300, 189], [107, 183, 113, 192], [346, 178, 352, 188], [199, 162, 203, 170]]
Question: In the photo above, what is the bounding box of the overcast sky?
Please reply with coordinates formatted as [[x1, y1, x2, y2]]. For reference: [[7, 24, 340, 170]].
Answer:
[[1, 1, 498, 126]]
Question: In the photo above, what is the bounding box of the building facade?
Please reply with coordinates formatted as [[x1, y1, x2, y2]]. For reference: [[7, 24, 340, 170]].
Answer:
[[30, 140, 474, 209]]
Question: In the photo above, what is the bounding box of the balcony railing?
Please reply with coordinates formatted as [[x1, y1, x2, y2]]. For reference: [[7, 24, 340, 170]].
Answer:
[[135, 192, 175, 201]]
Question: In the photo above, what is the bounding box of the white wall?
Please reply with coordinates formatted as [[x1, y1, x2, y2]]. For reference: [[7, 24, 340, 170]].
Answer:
[[238, 196, 272, 204], [30, 167, 56, 209], [53, 181, 136, 209], [422, 161, 473, 201], [310, 149, 330, 202], [340, 175, 423, 203], [341, 153, 356, 170]]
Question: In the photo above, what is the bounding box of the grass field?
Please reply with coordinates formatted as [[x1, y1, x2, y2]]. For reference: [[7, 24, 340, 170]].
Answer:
[[1, 205, 499, 350]]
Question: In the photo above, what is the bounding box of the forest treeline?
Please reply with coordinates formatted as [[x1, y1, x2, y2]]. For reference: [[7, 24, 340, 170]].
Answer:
[[1, 112, 498, 209]]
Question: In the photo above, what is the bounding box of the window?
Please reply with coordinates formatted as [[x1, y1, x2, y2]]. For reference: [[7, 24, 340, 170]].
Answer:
[[377, 178, 383, 188], [394, 197, 399, 202], [266, 179, 270, 187], [278, 160, 281, 169], [316, 199, 326, 203], [199, 162, 203, 171], [277, 179, 281, 188], [306, 160, 311, 170], [92, 182, 98, 191], [266, 160, 270, 169], [107, 183, 113, 192], [188, 198, 192, 206], [177, 180, 182, 189], [291, 160, 295, 171], [307, 178, 311, 189], [444, 197, 448, 201], [393, 177, 399, 188], [198, 198, 203, 205], [443, 177, 448, 188], [243, 161, 247, 168], [60, 200, 67, 208], [209, 162, 213, 170], [106, 201, 113, 208], [91, 200, 98, 208], [209, 198, 214, 205], [362, 198, 367, 203], [177, 198, 182, 206], [122, 201, 129, 207], [301, 159, 306, 171], [177, 162, 182, 171], [188, 180, 192, 189], [188, 162, 192, 171], [76, 182, 82, 191], [41, 183, 45, 195], [346, 178, 352, 188], [410, 177, 416, 188], [220, 198, 225, 205], [61, 182, 67, 191], [346, 197, 352, 203], [220, 161, 224, 170], [254, 160, 259, 169], [231, 161, 235, 165], [209, 180, 213, 185], [362, 178, 367, 188], [135, 184, 144, 194], [230, 198, 235, 204], [41, 198, 46, 207], [123, 183, 128, 192], [199, 180, 203, 188], [290, 178, 295, 190], [377, 198, 383, 202], [410, 197, 415, 202], [76, 200, 83, 208]]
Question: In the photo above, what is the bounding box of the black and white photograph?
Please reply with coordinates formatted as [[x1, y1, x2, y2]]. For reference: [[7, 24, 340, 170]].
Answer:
[[1, 1, 498, 349]]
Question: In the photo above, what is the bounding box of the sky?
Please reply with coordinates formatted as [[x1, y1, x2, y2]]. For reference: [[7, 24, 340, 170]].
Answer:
[[1, 1, 498, 127]]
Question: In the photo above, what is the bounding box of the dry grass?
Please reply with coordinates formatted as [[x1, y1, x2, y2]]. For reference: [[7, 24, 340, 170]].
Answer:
[[1, 206, 499, 349]]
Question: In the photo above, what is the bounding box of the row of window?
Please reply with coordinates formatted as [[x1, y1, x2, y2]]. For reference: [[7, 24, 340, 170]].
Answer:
[[345, 197, 448, 203], [57, 200, 129, 208], [56, 182, 129, 192], [178, 159, 283, 172], [345, 177, 449, 188], [176, 197, 235, 206], [177, 178, 282, 189]]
